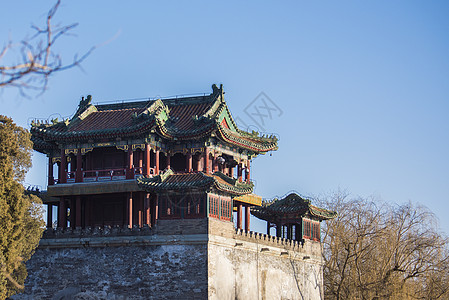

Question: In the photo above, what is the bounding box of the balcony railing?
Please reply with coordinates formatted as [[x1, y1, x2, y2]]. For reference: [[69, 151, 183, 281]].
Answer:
[[83, 169, 126, 182], [56, 167, 157, 184]]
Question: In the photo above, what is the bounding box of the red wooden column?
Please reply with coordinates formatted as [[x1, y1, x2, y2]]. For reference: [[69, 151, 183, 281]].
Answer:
[[155, 149, 160, 175], [266, 221, 270, 235], [138, 151, 143, 176], [75, 149, 82, 182], [76, 196, 82, 227], [151, 195, 158, 226], [48, 156, 54, 186], [145, 144, 151, 176], [204, 148, 210, 174], [127, 192, 133, 228], [166, 153, 171, 170], [127, 148, 134, 179], [58, 199, 66, 228], [138, 192, 143, 227], [245, 160, 251, 183], [237, 163, 243, 182], [186, 153, 192, 172], [47, 204, 53, 228], [237, 204, 242, 230], [245, 205, 250, 232], [60, 149, 67, 184], [144, 193, 151, 226]]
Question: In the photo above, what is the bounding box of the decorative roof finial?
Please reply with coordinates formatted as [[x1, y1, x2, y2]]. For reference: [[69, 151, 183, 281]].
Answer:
[[212, 84, 223, 96], [73, 95, 93, 119]]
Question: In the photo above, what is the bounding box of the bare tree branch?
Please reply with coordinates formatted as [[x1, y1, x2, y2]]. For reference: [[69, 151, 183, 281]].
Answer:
[[0, 0, 94, 96], [320, 195, 449, 300]]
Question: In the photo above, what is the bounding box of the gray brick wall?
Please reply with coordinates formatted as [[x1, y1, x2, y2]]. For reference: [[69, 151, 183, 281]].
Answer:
[[14, 244, 207, 300]]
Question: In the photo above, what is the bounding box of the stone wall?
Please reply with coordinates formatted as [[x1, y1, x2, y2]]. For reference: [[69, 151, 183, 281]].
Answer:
[[14, 218, 324, 299], [14, 244, 208, 300]]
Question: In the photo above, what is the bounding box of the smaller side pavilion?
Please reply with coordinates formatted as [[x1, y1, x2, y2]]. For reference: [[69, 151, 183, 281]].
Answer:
[[251, 193, 337, 242]]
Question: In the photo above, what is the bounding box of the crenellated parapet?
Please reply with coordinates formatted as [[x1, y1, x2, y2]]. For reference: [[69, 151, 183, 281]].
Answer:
[[233, 228, 322, 258]]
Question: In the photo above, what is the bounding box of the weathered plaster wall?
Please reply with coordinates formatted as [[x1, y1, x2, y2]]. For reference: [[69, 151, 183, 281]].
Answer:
[[14, 244, 207, 300], [208, 238, 323, 300], [208, 218, 324, 300]]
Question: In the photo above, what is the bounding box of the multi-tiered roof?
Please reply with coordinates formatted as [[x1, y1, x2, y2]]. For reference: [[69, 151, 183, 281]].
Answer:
[[31, 84, 278, 156]]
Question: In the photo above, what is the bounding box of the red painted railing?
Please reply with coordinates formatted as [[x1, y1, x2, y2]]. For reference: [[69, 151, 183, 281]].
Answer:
[[59, 167, 157, 184], [83, 169, 127, 182]]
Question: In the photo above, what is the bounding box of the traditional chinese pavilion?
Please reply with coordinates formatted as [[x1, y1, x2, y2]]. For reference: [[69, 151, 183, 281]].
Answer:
[[22, 84, 337, 299], [251, 193, 337, 241], [31, 84, 277, 231]]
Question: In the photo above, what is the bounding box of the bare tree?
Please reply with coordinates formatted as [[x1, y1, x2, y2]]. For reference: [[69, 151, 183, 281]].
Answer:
[[0, 0, 94, 95], [318, 192, 449, 300]]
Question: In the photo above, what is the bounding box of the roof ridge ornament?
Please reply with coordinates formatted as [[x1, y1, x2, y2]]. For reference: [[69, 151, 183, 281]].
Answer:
[[68, 95, 98, 128], [74, 95, 92, 117], [211, 83, 223, 98]]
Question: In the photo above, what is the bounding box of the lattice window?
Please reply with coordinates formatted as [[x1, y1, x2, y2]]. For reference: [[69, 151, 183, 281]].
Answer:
[[209, 195, 219, 219], [312, 222, 320, 241], [220, 197, 232, 221], [214, 197, 219, 217], [303, 219, 311, 239]]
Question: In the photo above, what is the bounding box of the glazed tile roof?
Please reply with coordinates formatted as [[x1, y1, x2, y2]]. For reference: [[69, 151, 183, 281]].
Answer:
[[30, 102, 156, 142], [69, 108, 146, 132], [137, 168, 254, 196], [251, 193, 337, 222], [30, 84, 278, 153], [166, 101, 214, 132]]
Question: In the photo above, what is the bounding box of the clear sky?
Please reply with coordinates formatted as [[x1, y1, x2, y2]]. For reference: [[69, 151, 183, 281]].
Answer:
[[1, 1, 449, 235]]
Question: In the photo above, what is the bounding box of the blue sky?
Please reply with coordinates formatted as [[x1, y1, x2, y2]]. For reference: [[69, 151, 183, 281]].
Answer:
[[2, 1, 449, 234]]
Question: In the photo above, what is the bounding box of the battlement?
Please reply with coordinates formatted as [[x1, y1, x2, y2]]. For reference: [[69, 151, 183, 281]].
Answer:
[[39, 219, 321, 259], [233, 228, 321, 256]]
